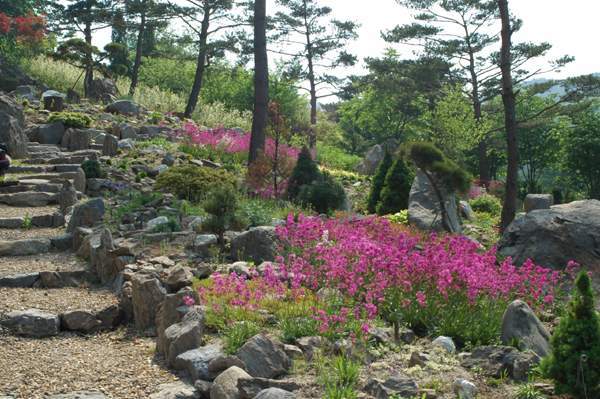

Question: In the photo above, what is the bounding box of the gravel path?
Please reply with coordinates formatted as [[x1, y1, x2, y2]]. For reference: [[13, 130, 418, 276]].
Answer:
[[0, 226, 65, 241], [0, 287, 118, 313], [0, 329, 180, 399], [0, 252, 88, 276], [0, 204, 59, 218]]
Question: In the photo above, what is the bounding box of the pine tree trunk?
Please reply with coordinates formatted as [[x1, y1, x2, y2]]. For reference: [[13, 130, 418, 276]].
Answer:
[[498, 0, 519, 232], [184, 7, 210, 118], [129, 6, 146, 97], [249, 0, 269, 165], [83, 21, 93, 98]]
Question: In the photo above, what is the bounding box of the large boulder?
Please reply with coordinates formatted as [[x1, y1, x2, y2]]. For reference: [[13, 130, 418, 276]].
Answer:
[[106, 100, 140, 116], [230, 227, 277, 264], [364, 374, 419, 399], [173, 343, 223, 381], [131, 274, 166, 332], [408, 169, 461, 233], [163, 309, 205, 367], [102, 133, 118, 156], [62, 128, 91, 151], [253, 388, 295, 399], [89, 78, 117, 103], [0, 93, 27, 158], [236, 334, 291, 379], [461, 345, 541, 382], [524, 194, 553, 213], [67, 198, 105, 233], [498, 200, 600, 281], [11, 85, 37, 102], [42, 90, 66, 112], [149, 382, 199, 399], [356, 144, 384, 175], [90, 228, 119, 284], [1, 309, 60, 337], [156, 287, 197, 355], [501, 300, 550, 357], [36, 122, 66, 145], [210, 366, 251, 399]]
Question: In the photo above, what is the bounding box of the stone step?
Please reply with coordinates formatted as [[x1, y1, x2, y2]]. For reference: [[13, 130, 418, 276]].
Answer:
[[9, 170, 85, 192], [0, 180, 63, 194], [0, 237, 66, 256], [0, 191, 57, 207], [0, 269, 95, 288], [21, 149, 100, 165], [8, 163, 81, 174], [0, 213, 64, 229]]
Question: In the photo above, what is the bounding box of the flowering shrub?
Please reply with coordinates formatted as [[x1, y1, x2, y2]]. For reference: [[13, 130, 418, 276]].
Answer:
[[276, 215, 567, 345], [0, 12, 45, 42]]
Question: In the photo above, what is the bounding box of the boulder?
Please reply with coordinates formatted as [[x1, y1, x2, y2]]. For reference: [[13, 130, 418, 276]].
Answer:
[[459, 200, 476, 221], [230, 227, 277, 264], [131, 274, 166, 332], [149, 382, 199, 399], [106, 100, 140, 116], [90, 228, 119, 284], [116, 123, 138, 140], [102, 133, 118, 156], [42, 90, 66, 112], [364, 374, 419, 399], [498, 200, 600, 282], [1, 309, 60, 337], [460, 345, 541, 381], [11, 85, 37, 102], [58, 180, 78, 214], [61, 310, 100, 333], [166, 265, 194, 293], [0, 93, 27, 158], [210, 366, 251, 399], [0, 238, 51, 256], [432, 336, 456, 354], [501, 300, 550, 357], [408, 170, 461, 233], [453, 379, 477, 399], [67, 198, 105, 233], [62, 128, 91, 151], [36, 122, 65, 145], [524, 194, 553, 213], [174, 344, 224, 381], [193, 234, 218, 257], [0, 272, 39, 288], [356, 144, 384, 175], [237, 378, 299, 399], [164, 309, 205, 366], [253, 388, 295, 399], [89, 78, 117, 103], [156, 288, 197, 354], [208, 355, 246, 377], [0, 191, 56, 207], [236, 334, 291, 379]]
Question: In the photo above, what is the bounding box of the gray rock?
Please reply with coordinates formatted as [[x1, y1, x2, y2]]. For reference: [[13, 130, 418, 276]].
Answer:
[[501, 300, 550, 357], [42, 90, 66, 111], [96, 304, 121, 329], [164, 309, 205, 366], [208, 355, 246, 377], [117, 123, 138, 140], [194, 380, 212, 399], [0, 93, 27, 157], [237, 378, 299, 399], [89, 78, 117, 103], [59, 180, 77, 214], [524, 194, 553, 213], [90, 228, 118, 284], [37, 122, 65, 145], [147, 216, 169, 231], [163, 153, 176, 166], [106, 100, 140, 116], [102, 133, 118, 156], [67, 198, 105, 233], [165, 266, 194, 292], [11, 85, 37, 101], [0, 191, 56, 207], [132, 274, 166, 332], [61, 310, 100, 333], [461, 345, 541, 381], [51, 233, 74, 251], [210, 366, 251, 399], [0, 238, 51, 256], [193, 234, 217, 256], [453, 379, 477, 399], [230, 227, 277, 264], [252, 388, 295, 399], [498, 200, 600, 280], [140, 125, 165, 137], [364, 374, 418, 399], [61, 128, 91, 151], [149, 382, 199, 399], [118, 138, 135, 150], [0, 272, 39, 288], [408, 170, 461, 233], [47, 392, 108, 399], [432, 336, 456, 354], [459, 200, 476, 221], [236, 334, 291, 379], [282, 345, 303, 360], [295, 336, 324, 361], [1, 309, 60, 337], [356, 144, 384, 175], [174, 344, 224, 381]]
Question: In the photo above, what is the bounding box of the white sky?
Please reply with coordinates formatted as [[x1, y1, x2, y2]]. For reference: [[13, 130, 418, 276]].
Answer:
[[95, 0, 600, 79]]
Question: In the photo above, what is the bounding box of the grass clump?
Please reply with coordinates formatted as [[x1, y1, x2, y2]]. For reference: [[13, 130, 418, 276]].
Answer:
[[48, 111, 92, 128], [318, 355, 361, 399], [223, 321, 261, 355], [155, 165, 236, 203]]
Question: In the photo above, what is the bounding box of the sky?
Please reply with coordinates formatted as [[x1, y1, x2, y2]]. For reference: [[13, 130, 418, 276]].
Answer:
[[95, 0, 600, 80]]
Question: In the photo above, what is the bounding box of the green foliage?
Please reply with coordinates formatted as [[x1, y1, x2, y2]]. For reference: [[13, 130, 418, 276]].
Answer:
[[376, 157, 414, 216], [287, 147, 321, 200], [279, 316, 318, 344], [408, 142, 470, 193], [514, 383, 545, 399], [203, 185, 244, 246], [223, 321, 260, 355], [367, 151, 392, 214], [81, 159, 106, 179], [151, 217, 181, 233], [21, 213, 32, 230], [317, 143, 362, 171], [386, 210, 409, 225], [541, 271, 600, 398], [238, 199, 272, 228], [48, 112, 92, 128], [318, 355, 361, 399], [107, 190, 163, 227], [469, 194, 502, 215], [298, 172, 347, 215], [155, 165, 236, 203]]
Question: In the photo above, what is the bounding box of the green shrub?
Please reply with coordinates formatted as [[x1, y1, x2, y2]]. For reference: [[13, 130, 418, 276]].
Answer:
[[203, 185, 244, 246], [238, 199, 272, 228], [155, 165, 236, 203], [367, 151, 392, 214], [151, 217, 181, 233], [386, 210, 409, 225], [298, 172, 347, 215], [279, 316, 318, 344], [541, 271, 600, 398], [223, 321, 261, 355], [48, 111, 92, 128], [376, 158, 414, 216], [469, 193, 502, 215], [317, 143, 362, 171], [408, 142, 470, 193], [81, 159, 106, 179], [287, 147, 321, 200]]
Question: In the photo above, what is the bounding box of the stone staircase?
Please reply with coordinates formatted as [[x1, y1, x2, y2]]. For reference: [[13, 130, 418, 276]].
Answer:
[[0, 142, 178, 398]]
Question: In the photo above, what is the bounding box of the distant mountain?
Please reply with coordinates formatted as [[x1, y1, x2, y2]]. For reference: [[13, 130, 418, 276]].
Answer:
[[524, 73, 600, 98]]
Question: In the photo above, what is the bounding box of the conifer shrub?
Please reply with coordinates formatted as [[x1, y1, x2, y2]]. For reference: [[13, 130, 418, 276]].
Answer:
[[47, 111, 92, 128], [541, 271, 600, 398], [287, 146, 320, 200], [297, 172, 346, 215], [81, 159, 106, 179], [469, 193, 502, 215], [155, 165, 236, 203], [376, 157, 414, 215], [367, 150, 392, 214], [408, 142, 470, 193], [203, 185, 244, 246]]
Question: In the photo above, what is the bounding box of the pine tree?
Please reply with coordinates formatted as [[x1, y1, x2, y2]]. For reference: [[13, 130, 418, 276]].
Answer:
[[541, 271, 600, 398], [367, 151, 392, 214], [287, 146, 320, 200], [376, 157, 414, 216]]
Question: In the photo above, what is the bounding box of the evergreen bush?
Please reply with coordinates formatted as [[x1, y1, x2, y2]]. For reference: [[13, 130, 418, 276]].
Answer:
[[541, 271, 600, 398], [376, 157, 414, 215], [203, 185, 244, 246], [297, 172, 346, 215], [408, 142, 470, 193], [287, 146, 320, 200], [81, 159, 106, 179], [155, 165, 236, 203], [48, 111, 92, 128], [367, 150, 392, 214]]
